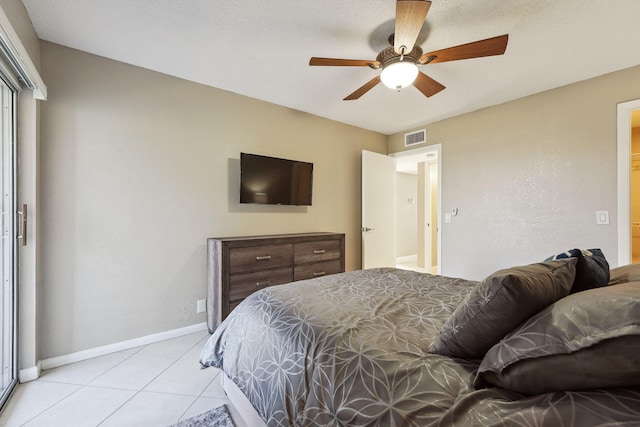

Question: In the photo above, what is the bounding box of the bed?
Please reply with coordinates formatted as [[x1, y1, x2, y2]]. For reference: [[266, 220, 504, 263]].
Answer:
[[200, 255, 640, 426]]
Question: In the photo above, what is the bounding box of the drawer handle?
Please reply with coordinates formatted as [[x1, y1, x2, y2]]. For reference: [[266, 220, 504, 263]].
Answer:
[[255, 255, 272, 261], [313, 271, 326, 277], [313, 250, 326, 254], [256, 281, 272, 287]]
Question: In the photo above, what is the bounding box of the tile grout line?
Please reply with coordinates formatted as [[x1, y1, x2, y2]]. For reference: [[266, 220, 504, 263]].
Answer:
[[96, 363, 182, 426], [17, 384, 84, 426], [170, 335, 220, 423], [96, 336, 207, 427], [36, 345, 144, 387], [12, 332, 210, 427], [24, 347, 145, 427], [20, 348, 142, 426], [173, 369, 222, 423]]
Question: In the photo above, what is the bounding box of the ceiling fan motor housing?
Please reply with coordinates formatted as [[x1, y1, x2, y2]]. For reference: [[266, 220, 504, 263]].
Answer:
[[374, 44, 423, 69]]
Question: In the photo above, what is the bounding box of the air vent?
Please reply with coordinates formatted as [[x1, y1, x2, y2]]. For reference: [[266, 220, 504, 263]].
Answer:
[[404, 129, 426, 147]]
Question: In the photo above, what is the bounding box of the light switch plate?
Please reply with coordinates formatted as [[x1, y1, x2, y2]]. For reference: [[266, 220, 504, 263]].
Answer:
[[596, 211, 609, 225]]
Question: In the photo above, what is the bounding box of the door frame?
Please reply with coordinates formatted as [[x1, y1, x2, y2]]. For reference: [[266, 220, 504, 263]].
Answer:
[[391, 143, 442, 274], [617, 99, 640, 266]]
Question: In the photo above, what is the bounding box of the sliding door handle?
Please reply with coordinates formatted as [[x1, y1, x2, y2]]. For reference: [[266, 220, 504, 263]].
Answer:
[[16, 203, 26, 246]]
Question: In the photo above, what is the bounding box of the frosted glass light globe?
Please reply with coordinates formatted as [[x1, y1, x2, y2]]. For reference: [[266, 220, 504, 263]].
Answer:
[[380, 61, 419, 90]]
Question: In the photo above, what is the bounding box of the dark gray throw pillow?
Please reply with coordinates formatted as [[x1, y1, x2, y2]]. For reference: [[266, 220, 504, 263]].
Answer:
[[545, 248, 609, 293], [429, 259, 577, 359], [475, 282, 640, 395]]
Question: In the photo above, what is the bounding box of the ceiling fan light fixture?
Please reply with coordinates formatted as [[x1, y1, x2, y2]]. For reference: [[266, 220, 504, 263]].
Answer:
[[380, 60, 419, 90]]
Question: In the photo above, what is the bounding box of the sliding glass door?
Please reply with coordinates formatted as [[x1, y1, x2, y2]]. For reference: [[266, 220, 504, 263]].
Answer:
[[0, 78, 17, 408]]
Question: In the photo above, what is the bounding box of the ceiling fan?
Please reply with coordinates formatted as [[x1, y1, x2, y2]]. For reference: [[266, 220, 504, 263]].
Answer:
[[309, 0, 508, 100]]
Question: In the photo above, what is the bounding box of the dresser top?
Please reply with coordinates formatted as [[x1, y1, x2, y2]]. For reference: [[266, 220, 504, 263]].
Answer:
[[208, 232, 344, 243]]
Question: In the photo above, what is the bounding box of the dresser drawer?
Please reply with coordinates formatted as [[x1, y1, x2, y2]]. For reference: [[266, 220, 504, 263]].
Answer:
[[294, 240, 340, 264], [294, 260, 342, 281], [208, 233, 345, 332], [229, 244, 293, 273], [229, 267, 293, 301]]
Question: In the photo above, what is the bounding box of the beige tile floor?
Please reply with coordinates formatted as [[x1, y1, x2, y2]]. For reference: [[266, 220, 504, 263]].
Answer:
[[0, 331, 248, 427]]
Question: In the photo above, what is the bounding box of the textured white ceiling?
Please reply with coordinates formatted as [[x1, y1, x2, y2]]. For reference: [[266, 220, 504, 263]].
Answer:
[[21, 0, 640, 135]]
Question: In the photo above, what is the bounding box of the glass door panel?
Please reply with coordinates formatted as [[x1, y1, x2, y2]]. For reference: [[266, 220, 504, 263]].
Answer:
[[0, 80, 16, 408]]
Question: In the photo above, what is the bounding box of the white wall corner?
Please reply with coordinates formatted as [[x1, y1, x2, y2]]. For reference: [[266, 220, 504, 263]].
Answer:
[[18, 361, 41, 383]]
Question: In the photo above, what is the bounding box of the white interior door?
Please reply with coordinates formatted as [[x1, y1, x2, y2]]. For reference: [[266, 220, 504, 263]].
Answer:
[[362, 150, 396, 269]]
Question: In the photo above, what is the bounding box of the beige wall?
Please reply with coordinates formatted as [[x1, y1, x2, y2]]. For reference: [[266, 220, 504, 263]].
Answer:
[[390, 64, 640, 280], [39, 42, 386, 359]]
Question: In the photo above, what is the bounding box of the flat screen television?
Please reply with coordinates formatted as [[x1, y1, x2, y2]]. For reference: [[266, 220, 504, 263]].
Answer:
[[240, 153, 313, 206]]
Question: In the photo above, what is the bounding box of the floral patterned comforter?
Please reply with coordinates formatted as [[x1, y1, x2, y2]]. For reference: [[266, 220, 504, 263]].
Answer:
[[199, 268, 640, 426]]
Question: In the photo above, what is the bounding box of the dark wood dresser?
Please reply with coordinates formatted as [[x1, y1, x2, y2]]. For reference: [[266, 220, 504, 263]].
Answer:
[[206, 232, 345, 332]]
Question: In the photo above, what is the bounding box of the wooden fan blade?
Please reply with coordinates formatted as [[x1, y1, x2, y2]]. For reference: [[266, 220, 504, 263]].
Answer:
[[310, 57, 380, 67], [394, 0, 431, 55], [413, 71, 445, 97], [420, 34, 508, 64], [344, 76, 381, 100]]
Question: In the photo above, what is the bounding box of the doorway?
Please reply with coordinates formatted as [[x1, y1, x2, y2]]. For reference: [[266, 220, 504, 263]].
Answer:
[[392, 145, 440, 274], [617, 99, 640, 266], [631, 111, 640, 263]]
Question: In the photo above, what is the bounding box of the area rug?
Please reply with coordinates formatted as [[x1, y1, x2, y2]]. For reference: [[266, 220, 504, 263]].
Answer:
[[169, 405, 235, 427]]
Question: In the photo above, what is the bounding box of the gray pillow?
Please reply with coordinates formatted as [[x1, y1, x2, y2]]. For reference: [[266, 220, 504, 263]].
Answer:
[[429, 259, 577, 359], [475, 282, 640, 395]]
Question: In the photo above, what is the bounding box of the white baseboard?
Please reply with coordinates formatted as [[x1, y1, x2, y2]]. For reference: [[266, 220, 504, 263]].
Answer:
[[396, 254, 417, 264], [18, 361, 41, 383], [40, 322, 208, 373]]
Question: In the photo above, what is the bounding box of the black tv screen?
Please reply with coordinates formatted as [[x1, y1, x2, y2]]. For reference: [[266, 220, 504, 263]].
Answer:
[[240, 153, 313, 206]]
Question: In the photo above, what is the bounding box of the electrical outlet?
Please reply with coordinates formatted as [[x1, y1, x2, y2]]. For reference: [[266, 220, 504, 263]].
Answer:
[[196, 299, 206, 313]]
